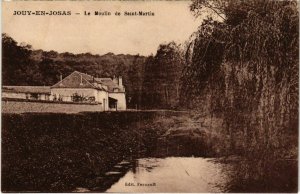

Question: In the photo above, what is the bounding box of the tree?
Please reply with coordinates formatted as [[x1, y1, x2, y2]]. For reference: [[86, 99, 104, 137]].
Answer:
[[182, 0, 298, 155], [142, 42, 184, 109], [181, 1, 298, 190], [2, 33, 33, 85]]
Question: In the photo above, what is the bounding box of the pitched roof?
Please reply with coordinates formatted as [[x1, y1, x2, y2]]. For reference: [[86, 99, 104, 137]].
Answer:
[[51, 71, 106, 90], [94, 78, 124, 93], [51, 71, 125, 93], [2, 86, 51, 94]]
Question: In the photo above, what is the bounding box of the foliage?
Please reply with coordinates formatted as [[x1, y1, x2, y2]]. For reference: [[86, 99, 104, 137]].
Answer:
[[142, 42, 185, 109], [182, 0, 298, 158], [2, 34, 33, 85], [181, 1, 299, 190]]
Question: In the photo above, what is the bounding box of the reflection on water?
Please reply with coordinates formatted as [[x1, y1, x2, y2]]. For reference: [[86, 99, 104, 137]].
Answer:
[[106, 157, 229, 193], [76, 156, 296, 192]]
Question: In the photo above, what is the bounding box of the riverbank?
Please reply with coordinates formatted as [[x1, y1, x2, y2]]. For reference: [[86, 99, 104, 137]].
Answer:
[[2, 111, 169, 192], [4, 110, 209, 192], [2, 110, 297, 192]]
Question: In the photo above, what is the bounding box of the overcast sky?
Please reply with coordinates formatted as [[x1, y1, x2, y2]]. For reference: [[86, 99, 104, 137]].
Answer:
[[3, 1, 203, 56]]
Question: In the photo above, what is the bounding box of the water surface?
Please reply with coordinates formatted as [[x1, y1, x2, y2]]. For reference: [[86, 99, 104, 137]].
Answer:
[[107, 157, 229, 192]]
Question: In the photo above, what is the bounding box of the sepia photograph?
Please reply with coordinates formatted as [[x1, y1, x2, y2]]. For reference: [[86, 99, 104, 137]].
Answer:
[[1, 0, 299, 192]]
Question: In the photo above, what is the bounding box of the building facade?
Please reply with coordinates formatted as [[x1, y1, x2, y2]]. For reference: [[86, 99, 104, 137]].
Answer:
[[51, 71, 126, 111]]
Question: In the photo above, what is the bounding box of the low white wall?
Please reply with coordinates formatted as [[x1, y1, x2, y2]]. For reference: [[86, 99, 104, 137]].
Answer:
[[2, 100, 103, 113], [2, 92, 50, 101], [2, 92, 27, 99]]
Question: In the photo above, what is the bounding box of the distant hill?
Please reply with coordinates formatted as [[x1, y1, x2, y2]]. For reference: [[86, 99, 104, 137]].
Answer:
[[30, 49, 147, 79]]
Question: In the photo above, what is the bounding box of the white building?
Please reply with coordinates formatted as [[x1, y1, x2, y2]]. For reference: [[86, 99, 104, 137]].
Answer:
[[51, 71, 126, 111], [2, 71, 127, 111]]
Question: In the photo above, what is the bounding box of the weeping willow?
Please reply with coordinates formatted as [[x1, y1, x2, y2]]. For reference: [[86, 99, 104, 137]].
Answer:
[[181, 0, 298, 158]]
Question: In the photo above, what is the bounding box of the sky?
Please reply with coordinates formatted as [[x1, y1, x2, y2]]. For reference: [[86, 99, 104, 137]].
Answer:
[[3, 1, 203, 56]]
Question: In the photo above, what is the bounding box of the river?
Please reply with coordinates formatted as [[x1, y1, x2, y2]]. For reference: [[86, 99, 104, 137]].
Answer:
[[106, 157, 229, 192], [75, 155, 297, 193]]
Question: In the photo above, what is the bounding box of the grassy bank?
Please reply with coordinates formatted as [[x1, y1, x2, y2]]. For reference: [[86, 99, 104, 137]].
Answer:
[[2, 111, 171, 192]]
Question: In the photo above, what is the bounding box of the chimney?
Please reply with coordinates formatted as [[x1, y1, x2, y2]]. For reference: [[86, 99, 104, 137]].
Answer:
[[118, 76, 123, 87], [59, 74, 63, 86], [112, 75, 118, 84], [80, 74, 83, 85]]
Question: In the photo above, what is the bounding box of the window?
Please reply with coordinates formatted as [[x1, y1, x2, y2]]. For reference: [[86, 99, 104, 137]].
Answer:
[[30, 93, 39, 100]]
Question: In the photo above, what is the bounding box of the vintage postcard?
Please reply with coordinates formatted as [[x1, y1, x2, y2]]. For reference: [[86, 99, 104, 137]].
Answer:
[[1, 0, 298, 193]]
